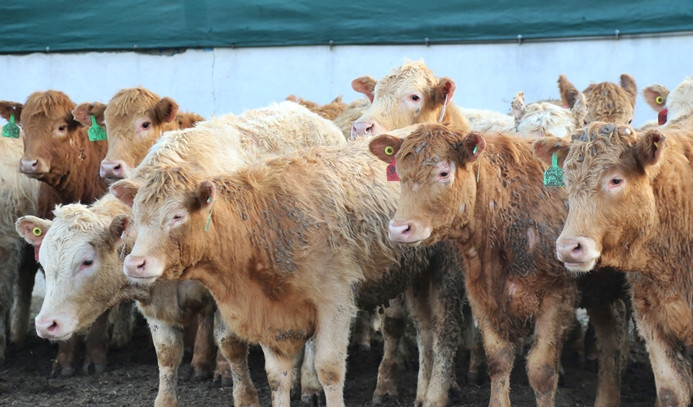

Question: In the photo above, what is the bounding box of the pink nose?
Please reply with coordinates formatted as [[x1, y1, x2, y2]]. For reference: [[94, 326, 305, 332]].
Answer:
[[351, 120, 374, 137], [556, 236, 593, 264], [100, 160, 126, 180], [35, 315, 62, 339], [19, 158, 40, 173], [123, 255, 148, 279]]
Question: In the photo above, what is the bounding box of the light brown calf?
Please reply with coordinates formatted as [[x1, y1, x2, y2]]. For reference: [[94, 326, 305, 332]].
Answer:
[[558, 73, 637, 125], [510, 91, 587, 139], [537, 122, 693, 407], [369, 124, 628, 407]]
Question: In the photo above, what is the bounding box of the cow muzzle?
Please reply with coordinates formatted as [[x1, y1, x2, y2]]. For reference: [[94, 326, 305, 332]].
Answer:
[[100, 159, 129, 183], [35, 312, 77, 341], [388, 219, 431, 245], [123, 254, 163, 283], [350, 119, 386, 139], [19, 157, 48, 175], [556, 235, 600, 272]]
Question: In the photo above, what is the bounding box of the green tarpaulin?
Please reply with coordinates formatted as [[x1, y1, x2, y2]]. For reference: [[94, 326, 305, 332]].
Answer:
[[1, 1, 692, 54]]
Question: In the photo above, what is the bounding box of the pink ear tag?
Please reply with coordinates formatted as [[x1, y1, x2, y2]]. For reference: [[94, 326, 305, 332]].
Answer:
[[658, 108, 668, 125], [386, 159, 399, 181], [34, 244, 41, 261]]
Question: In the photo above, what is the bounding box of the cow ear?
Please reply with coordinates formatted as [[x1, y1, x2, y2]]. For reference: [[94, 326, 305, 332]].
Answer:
[[196, 181, 216, 208], [110, 179, 140, 208], [15, 216, 52, 246], [620, 74, 638, 106], [510, 91, 526, 124], [369, 134, 403, 164], [558, 74, 581, 108], [72, 102, 107, 127], [331, 95, 343, 104], [108, 214, 132, 246], [152, 97, 180, 125], [352, 76, 377, 103], [434, 77, 456, 106], [533, 137, 570, 167], [642, 85, 668, 112], [571, 92, 588, 124], [636, 130, 666, 167], [455, 132, 485, 163], [0, 101, 23, 123]]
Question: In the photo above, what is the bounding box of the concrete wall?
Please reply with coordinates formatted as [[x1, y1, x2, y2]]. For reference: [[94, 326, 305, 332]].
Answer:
[[2, 33, 692, 129]]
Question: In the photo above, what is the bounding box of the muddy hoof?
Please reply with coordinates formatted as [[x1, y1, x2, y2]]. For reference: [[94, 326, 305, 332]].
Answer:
[[193, 369, 213, 382], [213, 373, 233, 388], [372, 393, 395, 406], [449, 387, 463, 404], [301, 392, 322, 406], [55, 366, 75, 378], [467, 370, 486, 385]]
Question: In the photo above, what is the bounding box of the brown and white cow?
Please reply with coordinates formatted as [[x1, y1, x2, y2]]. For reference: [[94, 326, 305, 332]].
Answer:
[[369, 123, 629, 407], [15, 194, 257, 407], [558, 74, 638, 125], [350, 60, 515, 139], [92, 87, 203, 183], [0, 91, 111, 376], [536, 122, 693, 407], [0, 109, 40, 362], [111, 138, 468, 407]]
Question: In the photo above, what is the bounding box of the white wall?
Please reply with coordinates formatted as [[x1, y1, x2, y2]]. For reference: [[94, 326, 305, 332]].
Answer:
[[1, 33, 692, 128]]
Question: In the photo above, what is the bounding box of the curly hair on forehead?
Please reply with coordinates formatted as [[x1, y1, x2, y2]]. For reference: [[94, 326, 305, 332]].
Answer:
[[136, 166, 197, 205], [24, 90, 75, 119]]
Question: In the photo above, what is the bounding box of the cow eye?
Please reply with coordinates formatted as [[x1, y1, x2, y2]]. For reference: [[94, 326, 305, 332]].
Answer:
[[82, 259, 93, 267], [611, 178, 622, 185], [58, 125, 67, 132], [141, 121, 151, 129], [411, 95, 420, 101]]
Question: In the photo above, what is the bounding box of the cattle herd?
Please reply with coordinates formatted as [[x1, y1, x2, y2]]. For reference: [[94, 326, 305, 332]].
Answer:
[[0, 60, 691, 407]]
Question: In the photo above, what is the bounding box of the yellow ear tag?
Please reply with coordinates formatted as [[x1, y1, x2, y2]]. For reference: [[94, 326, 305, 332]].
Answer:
[[32, 227, 43, 237], [655, 96, 664, 105], [384, 145, 394, 156], [654, 141, 659, 149]]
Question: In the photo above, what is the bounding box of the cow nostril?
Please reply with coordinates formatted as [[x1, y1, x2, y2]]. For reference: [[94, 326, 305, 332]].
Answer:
[[113, 164, 121, 170], [48, 321, 58, 332], [573, 243, 582, 252]]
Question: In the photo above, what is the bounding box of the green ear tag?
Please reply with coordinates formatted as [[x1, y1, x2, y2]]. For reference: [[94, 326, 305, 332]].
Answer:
[[543, 153, 564, 187], [88, 115, 107, 141], [2, 114, 20, 138]]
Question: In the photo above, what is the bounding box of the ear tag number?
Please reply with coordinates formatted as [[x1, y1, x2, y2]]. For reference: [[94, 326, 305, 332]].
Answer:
[[2, 114, 20, 138], [88, 115, 107, 141], [543, 153, 564, 187]]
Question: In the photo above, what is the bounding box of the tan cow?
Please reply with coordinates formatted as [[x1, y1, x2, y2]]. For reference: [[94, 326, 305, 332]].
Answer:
[[369, 123, 629, 407], [663, 76, 693, 128], [0, 91, 111, 376], [111, 138, 468, 407], [286, 94, 372, 140], [285, 94, 347, 120], [537, 122, 693, 407], [558, 73, 638, 125], [15, 194, 257, 407], [510, 91, 587, 139], [350, 60, 515, 139], [0, 111, 40, 362], [93, 87, 204, 183], [639, 83, 670, 128]]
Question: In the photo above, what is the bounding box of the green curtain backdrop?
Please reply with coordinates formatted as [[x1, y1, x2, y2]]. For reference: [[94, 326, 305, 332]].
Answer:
[[1, 1, 692, 53]]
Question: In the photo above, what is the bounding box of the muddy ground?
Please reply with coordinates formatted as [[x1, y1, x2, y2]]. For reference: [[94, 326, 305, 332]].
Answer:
[[0, 293, 658, 406]]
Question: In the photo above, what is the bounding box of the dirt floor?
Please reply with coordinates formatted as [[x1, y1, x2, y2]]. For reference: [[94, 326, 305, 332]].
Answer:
[[0, 300, 660, 407]]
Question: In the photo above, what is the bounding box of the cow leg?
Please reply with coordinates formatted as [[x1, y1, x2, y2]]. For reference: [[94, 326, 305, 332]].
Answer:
[[0, 245, 16, 363], [214, 314, 260, 406], [313, 301, 352, 407], [149, 319, 183, 407], [83, 310, 110, 374], [372, 298, 406, 405], [636, 318, 692, 406], [351, 309, 373, 351], [586, 299, 628, 407], [109, 300, 135, 349], [480, 320, 514, 407], [300, 338, 324, 406], [190, 306, 215, 381], [262, 345, 297, 407], [526, 296, 573, 407], [10, 245, 36, 347], [53, 336, 79, 377]]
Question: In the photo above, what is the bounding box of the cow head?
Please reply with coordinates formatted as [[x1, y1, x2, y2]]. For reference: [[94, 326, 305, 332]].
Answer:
[[368, 123, 484, 246], [9, 91, 92, 183], [533, 122, 662, 273], [15, 198, 131, 341], [512, 92, 587, 139], [111, 167, 214, 284], [102, 87, 180, 183], [351, 61, 456, 139], [558, 74, 637, 125]]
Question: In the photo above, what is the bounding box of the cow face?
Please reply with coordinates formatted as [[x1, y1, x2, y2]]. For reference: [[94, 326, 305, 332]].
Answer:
[[369, 123, 484, 246], [559, 74, 637, 126], [351, 61, 455, 139], [102, 88, 179, 183], [534, 122, 662, 273], [16, 91, 89, 184], [15, 203, 129, 341], [112, 169, 213, 284]]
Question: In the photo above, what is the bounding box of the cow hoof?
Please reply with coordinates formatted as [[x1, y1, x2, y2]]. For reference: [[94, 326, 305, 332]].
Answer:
[[193, 369, 213, 382], [467, 370, 486, 385], [372, 393, 394, 406], [213, 372, 233, 388], [58, 366, 75, 378], [300, 393, 318, 407]]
